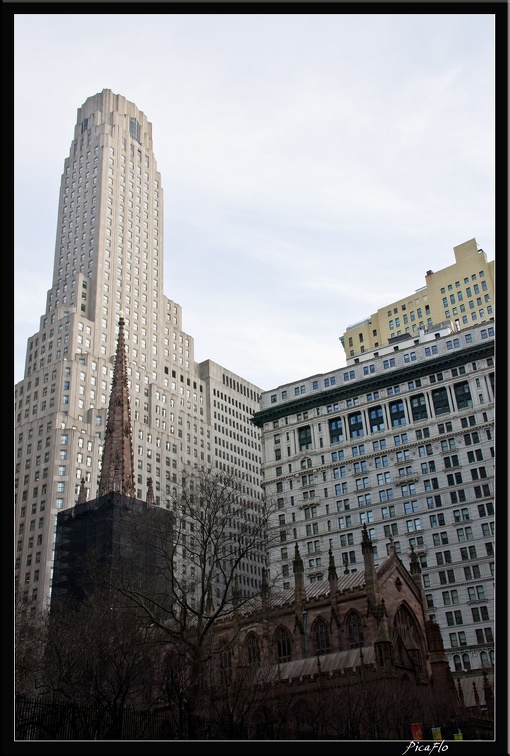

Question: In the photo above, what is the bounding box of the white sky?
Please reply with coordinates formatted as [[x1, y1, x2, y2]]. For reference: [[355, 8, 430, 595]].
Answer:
[[14, 12, 496, 392]]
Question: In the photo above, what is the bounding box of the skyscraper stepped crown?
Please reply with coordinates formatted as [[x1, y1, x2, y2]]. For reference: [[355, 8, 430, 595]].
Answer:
[[98, 315, 135, 497], [69, 90, 162, 359]]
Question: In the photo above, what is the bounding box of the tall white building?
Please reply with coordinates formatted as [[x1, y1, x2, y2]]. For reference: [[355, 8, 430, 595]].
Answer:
[[254, 277, 495, 674], [15, 90, 264, 614]]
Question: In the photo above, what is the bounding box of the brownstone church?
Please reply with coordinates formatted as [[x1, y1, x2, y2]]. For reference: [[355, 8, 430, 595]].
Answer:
[[202, 528, 466, 738]]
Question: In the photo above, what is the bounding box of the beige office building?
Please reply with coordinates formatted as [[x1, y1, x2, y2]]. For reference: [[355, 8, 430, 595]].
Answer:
[[340, 239, 494, 359], [254, 248, 495, 674], [15, 90, 264, 615]]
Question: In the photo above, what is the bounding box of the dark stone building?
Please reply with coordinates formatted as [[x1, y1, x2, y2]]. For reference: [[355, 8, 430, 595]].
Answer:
[[51, 490, 173, 608], [197, 527, 468, 738]]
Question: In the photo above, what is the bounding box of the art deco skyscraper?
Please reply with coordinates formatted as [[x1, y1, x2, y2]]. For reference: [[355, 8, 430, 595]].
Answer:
[[15, 90, 265, 614]]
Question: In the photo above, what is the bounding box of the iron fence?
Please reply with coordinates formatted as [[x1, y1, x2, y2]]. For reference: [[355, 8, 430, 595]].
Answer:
[[15, 696, 176, 740]]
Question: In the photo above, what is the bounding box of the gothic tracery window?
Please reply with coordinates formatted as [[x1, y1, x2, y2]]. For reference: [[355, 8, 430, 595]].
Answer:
[[393, 604, 426, 667], [347, 611, 364, 648], [314, 617, 330, 654], [219, 643, 232, 686], [246, 632, 261, 667], [393, 605, 418, 645], [275, 626, 292, 663]]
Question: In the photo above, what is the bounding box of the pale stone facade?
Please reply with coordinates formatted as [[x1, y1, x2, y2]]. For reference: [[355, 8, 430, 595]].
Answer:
[[254, 320, 495, 674], [14, 90, 264, 614]]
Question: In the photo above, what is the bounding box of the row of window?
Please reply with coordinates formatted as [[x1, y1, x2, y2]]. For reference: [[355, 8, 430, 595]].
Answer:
[[270, 331, 493, 403], [451, 649, 494, 672], [449, 626, 493, 648], [439, 271, 488, 295], [276, 399, 491, 455], [219, 628, 494, 684], [287, 473, 493, 509], [323, 385, 487, 444], [290, 494, 492, 527], [281, 527, 493, 564], [272, 409, 486, 443], [216, 613, 364, 679], [422, 563, 494, 589]]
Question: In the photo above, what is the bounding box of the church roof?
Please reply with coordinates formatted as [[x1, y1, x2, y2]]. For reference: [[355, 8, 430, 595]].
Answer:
[[255, 645, 376, 683], [216, 552, 413, 624], [224, 570, 366, 620]]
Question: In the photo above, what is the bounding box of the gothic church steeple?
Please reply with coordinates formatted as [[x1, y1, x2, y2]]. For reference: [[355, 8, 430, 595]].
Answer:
[[98, 315, 135, 498]]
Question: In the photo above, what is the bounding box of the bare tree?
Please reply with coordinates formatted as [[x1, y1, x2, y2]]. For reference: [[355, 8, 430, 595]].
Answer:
[[108, 466, 278, 737], [154, 640, 194, 738], [250, 672, 302, 739], [199, 638, 297, 739], [324, 668, 381, 739], [418, 679, 461, 740], [291, 689, 333, 739], [15, 589, 49, 697], [41, 588, 162, 733]]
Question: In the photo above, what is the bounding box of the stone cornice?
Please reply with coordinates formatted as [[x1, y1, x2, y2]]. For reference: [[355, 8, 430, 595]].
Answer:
[[252, 342, 494, 427]]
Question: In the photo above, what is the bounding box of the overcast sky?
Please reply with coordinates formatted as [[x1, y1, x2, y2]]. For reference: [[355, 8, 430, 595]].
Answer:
[[14, 12, 496, 392]]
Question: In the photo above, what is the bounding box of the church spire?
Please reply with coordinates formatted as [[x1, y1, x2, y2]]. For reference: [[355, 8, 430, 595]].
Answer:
[[261, 567, 269, 613], [146, 477, 155, 506], [482, 667, 494, 714], [328, 548, 338, 588], [76, 477, 88, 505], [293, 543, 306, 612], [98, 315, 135, 498], [361, 522, 380, 607], [456, 677, 465, 709]]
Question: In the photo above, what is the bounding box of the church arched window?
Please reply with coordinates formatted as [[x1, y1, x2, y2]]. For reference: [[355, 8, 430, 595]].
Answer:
[[218, 640, 232, 687], [346, 611, 364, 648], [245, 633, 261, 667], [313, 617, 330, 654], [275, 626, 292, 663]]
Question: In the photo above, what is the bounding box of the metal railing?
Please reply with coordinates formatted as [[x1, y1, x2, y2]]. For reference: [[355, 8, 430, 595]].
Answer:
[[15, 695, 176, 740]]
